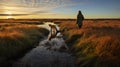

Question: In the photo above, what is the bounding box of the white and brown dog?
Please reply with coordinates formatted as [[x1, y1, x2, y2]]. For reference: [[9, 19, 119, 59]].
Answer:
[[48, 24, 61, 40], [40, 23, 68, 51]]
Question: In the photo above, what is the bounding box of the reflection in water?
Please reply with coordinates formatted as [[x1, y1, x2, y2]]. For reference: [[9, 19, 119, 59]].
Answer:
[[13, 22, 75, 67]]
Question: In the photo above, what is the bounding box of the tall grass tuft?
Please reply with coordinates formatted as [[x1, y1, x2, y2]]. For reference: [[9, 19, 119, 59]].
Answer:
[[60, 19, 120, 67]]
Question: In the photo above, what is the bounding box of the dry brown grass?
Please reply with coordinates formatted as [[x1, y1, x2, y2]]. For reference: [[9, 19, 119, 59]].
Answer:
[[0, 24, 37, 39], [59, 19, 120, 67], [0, 22, 49, 67]]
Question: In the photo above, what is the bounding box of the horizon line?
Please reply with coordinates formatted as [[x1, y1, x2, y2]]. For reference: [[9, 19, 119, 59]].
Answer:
[[0, 18, 120, 20]]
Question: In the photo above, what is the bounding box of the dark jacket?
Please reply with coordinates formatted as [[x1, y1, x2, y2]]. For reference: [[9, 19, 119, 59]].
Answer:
[[77, 11, 84, 28]]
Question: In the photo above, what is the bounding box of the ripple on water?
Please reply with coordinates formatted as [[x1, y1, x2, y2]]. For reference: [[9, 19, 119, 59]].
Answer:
[[13, 46, 76, 67]]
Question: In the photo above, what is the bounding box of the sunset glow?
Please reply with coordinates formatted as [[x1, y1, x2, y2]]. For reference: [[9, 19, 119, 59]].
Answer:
[[4, 11, 12, 15], [4, 11, 13, 19], [0, 0, 120, 19], [6, 16, 13, 19]]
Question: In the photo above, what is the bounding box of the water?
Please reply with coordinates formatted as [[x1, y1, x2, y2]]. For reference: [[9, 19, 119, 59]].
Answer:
[[13, 22, 76, 67]]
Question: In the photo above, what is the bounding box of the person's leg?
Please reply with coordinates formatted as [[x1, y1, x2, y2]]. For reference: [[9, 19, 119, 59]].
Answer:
[[77, 24, 81, 29], [79, 24, 82, 28], [78, 22, 82, 28]]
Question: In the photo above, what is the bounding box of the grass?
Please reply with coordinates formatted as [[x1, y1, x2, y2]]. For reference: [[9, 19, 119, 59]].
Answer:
[[0, 22, 49, 67], [0, 19, 120, 67], [59, 19, 120, 67]]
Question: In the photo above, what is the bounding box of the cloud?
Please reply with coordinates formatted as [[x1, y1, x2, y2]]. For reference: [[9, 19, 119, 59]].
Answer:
[[0, 0, 64, 9], [0, 0, 84, 16], [0, 14, 30, 16], [0, 10, 55, 16]]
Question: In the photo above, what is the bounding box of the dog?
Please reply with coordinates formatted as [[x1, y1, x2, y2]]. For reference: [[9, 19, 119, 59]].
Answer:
[[48, 24, 60, 40]]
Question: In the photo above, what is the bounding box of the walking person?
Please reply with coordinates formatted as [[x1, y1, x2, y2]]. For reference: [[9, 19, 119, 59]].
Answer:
[[76, 10, 84, 28]]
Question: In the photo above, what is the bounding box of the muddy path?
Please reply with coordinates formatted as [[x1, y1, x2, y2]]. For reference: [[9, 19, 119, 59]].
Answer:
[[13, 22, 76, 67]]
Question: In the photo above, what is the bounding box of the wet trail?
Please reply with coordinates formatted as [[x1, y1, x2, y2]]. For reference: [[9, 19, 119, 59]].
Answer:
[[13, 22, 76, 67]]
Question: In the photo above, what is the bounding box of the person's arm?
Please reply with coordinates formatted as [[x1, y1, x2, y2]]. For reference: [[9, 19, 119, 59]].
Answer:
[[82, 15, 84, 20]]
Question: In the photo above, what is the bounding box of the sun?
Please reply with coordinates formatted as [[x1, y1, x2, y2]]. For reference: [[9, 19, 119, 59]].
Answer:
[[4, 11, 13, 19], [6, 16, 13, 19]]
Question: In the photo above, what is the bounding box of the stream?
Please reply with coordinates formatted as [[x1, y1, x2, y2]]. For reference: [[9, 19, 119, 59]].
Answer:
[[13, 22, 76, 67]]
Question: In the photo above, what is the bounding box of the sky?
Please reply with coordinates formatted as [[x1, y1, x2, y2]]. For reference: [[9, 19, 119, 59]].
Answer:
[[0, 0, 120, 19]]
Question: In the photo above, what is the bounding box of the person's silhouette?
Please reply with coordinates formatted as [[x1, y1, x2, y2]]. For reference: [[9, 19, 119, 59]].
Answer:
[[76, 10, 84, 28]]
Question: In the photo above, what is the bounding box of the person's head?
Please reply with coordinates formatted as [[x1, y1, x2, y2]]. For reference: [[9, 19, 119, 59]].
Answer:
[[78, 10, 82, 14]]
